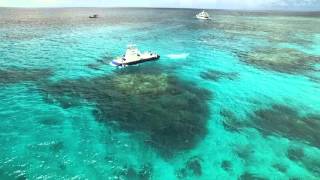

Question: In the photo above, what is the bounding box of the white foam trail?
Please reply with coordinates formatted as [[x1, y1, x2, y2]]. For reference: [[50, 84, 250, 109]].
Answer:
[[166, 53, 189, 59]]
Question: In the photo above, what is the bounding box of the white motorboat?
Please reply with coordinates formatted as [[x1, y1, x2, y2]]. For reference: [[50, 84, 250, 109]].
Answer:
[[111, 45, 160, 67], [89, 14, 98, 18], [196, 10, 211, 20]]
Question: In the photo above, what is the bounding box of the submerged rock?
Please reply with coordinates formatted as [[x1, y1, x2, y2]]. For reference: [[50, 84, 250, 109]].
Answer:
[[240, 48, 319, 74], [42, 67, 211, 157]]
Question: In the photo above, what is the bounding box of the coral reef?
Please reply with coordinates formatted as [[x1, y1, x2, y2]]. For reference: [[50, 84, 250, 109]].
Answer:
[[241, 48, 319, 74], [42, 67, 211, 157], [251, 104, 320, 148], [0, 67, 53, 85]]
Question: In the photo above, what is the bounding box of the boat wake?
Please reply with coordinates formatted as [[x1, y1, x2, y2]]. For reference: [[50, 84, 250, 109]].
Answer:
[[109, 62, 128, 68], [166, 53, 189, 59]]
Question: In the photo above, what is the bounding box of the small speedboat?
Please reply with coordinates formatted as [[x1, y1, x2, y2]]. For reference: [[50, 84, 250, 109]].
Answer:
[[110, 45, 160, 67], [89, 14, 98, 18], [196, 10, 211, 20]]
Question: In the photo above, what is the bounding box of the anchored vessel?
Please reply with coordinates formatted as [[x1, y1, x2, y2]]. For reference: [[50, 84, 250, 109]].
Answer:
[[89, 14, 98, 18], [111, 45, 160, 67], [196, 10, 211, 20]]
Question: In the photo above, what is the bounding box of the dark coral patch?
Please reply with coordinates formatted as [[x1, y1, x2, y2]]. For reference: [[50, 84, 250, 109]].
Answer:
[[222, 104, 320, 177], [240, 48, 320, 74], [50, 141, 64, 153], [251, 104, 320, 148], [114, 163, 153, 180], [43, 95, 83, 109], [239, 172, 267, 180], [234, 144, 254, 161], [221, 160, 232, 172], [0, 67, 53, 85], [200, 69, 239, 81], [302, 158, 320, 177], [39, 118, 62, 126], [220, 109, 246, 132], [287, 146, 304, 162], [176, 156, 203, 179], [309, 76, 320, 84], [42, 66, 211, 157], [138, 163, 153, 180], [176, 168, 188, 179], [285, 146, 320, 176], [186, 156, 202, 176], [58, 163, 67, 171], [272, 163, 287, 173]]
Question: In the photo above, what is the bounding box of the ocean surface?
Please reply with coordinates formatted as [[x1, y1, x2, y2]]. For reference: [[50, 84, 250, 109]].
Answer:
[[0, 8, 320, 179]]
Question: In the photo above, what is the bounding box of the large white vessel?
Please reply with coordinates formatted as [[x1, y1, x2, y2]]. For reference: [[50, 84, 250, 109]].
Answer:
[[196, 10, 211, 20], [111, 45, 160, 67]]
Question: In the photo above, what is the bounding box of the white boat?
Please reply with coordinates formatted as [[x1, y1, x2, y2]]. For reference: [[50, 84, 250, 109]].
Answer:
[[196, 10, 211, 20], [89, 14, 98, 18], [110, 45, 160, 67]]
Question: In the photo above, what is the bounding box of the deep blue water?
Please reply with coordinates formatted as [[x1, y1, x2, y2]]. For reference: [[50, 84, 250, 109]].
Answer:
[[0, 8, 320, 179]]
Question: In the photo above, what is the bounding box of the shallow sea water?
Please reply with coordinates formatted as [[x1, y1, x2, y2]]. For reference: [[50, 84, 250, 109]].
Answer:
[[0, 8, 320, 179]]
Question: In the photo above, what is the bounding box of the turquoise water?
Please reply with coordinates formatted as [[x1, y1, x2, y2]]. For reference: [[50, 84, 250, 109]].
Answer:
[[0, 8, 320, 179]]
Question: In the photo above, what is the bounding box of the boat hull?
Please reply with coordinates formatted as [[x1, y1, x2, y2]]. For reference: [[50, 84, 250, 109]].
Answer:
[[196, 16, 211, 20], [111, 55, 160, 67]]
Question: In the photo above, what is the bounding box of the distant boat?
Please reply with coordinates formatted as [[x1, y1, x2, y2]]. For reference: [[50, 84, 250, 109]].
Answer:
[[89, 14, 98, 18], [111, 45, 160, 67], [196, 10, 211, 20]]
